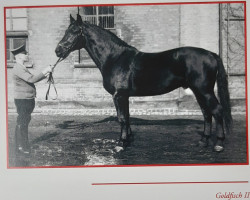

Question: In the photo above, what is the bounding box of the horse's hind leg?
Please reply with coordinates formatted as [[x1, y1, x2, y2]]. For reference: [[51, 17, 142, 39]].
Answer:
[[113, 93, 132, 148], [193, 89, 225, 152], [193, 92, 212, 147], [209, 98, 225, 152]]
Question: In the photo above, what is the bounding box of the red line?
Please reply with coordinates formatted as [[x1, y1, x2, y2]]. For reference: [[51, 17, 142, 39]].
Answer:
[[92, 181, 249, 186], [3, 1, 247, 9], [4, 7, 9, 169], [243, 2, 249, 165], [4, 1, 249, 169]]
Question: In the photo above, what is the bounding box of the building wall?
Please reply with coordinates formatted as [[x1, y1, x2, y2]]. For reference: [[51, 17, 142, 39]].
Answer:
[[115, 5, 180, 52], [180, 4, 219, 53], [7, 4, 246, 114]]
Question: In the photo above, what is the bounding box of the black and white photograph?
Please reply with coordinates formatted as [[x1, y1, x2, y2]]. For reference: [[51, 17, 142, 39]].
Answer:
[[1, 0, 250, 200], [5, 2, 247, 168]]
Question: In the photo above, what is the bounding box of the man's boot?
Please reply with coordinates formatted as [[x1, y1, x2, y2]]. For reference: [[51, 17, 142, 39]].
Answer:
[[15, 124, 30, 155]]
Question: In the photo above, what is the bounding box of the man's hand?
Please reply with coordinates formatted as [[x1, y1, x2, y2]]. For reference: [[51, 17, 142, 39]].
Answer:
[[42, 65, 53, 77]]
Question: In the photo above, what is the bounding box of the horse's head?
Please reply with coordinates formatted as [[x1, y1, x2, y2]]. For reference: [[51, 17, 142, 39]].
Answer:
[[55, 14, 85, 59]]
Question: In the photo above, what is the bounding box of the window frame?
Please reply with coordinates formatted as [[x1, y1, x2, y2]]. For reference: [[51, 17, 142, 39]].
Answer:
[[82, 6, 115, 29], [74, 6, 116, 68], [6, 9, 30, 68]]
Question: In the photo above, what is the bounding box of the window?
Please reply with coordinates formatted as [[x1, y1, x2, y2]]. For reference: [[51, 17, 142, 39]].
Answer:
[[74, 6, 115, 68], [6, 8, 28, 65], [82, 6, 114, 29], [6, 38, 27, 62]]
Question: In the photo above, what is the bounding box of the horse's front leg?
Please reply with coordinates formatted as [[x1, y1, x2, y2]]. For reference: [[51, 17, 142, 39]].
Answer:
[[113, 93, 132, 148]]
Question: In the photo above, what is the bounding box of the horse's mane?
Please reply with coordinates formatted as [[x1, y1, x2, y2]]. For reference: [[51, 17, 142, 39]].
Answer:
[[82, 22, 136, 50]]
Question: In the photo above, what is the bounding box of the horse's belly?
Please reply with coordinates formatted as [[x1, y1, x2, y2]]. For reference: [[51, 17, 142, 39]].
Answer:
[[130, 74, 183, 96]]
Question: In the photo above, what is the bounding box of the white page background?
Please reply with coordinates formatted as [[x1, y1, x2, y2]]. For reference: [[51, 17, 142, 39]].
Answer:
[[0, 0, 249, 199]]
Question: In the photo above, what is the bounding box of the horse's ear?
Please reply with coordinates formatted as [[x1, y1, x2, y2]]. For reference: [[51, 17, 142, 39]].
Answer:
[[70, 14, 75, 24], [77, 14, 83, 25]]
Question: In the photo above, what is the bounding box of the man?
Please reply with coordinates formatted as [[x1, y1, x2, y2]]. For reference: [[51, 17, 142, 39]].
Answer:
[[11, 44, 52, 155]]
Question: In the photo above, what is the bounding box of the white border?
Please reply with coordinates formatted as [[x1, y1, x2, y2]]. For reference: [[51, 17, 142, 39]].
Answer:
[[0, 0, 249, 199]]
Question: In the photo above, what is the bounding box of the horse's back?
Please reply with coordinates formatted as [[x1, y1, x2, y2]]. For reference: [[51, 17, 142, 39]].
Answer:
[[132, 46, 218, 73]]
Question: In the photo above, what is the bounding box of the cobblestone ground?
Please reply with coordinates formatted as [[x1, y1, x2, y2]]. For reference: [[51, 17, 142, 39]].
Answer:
[[7, 114, 247, 168]]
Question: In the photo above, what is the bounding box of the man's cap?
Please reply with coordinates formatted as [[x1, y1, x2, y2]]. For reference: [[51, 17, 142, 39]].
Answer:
[[11, 44, 28, 56]]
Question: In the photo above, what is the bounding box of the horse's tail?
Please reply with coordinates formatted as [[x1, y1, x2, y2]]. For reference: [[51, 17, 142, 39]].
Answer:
[[215, 54, 233, 134]]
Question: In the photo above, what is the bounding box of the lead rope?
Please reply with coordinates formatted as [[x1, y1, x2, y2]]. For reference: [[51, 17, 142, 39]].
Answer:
[[45, 57, 63, 100]]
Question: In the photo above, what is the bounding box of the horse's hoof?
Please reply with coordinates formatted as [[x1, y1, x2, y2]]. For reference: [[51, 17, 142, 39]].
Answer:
[[214, 145, 224, 152], [214, 138, 224, 152], [116, 139, 129, 150], [115, 146, 124, 152]]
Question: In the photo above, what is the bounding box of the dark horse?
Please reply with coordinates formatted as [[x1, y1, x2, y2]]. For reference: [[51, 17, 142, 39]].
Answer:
[[55, 14, 233, 152]]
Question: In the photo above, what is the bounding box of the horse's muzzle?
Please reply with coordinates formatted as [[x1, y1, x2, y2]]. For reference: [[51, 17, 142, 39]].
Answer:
[[55, 44, 65, 58]]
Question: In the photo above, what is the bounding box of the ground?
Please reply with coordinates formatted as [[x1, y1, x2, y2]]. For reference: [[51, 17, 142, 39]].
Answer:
[[7, 114, 247, 168]]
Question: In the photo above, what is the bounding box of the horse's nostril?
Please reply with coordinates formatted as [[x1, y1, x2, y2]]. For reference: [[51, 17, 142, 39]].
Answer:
[[55, 48, 62, 57]]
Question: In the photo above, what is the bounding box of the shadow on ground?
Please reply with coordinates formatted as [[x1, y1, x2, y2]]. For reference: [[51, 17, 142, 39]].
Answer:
[[7, 115, 247, 168]]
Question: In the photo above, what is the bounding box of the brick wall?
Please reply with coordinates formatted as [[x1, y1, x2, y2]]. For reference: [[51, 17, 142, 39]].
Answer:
[[180, 4, 219, 53], [115, 5, 180, 51]]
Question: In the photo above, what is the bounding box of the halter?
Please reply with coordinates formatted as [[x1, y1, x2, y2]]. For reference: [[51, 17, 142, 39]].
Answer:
[[46, 26, 83, 100], [58, 26, 83, 56]]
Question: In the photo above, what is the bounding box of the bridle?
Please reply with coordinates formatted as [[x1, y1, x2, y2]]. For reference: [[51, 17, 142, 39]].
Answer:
[[58, 26, 83, 58], [46, 25, 83, 100]]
